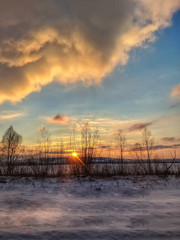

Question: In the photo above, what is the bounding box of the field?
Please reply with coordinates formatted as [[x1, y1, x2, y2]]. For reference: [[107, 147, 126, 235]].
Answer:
[[0, 176, 180, 240]]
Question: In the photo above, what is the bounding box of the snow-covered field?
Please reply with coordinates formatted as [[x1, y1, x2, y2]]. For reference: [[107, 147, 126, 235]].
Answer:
[[0, 176, 180, 240]]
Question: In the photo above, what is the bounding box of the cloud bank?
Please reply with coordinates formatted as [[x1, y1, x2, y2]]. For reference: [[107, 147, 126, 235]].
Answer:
[[0, 0, 180, 103]]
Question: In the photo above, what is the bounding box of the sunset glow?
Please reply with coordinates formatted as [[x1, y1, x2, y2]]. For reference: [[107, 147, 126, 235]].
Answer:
[[0, 2, 180, 239], [0, 0, 179, 158]]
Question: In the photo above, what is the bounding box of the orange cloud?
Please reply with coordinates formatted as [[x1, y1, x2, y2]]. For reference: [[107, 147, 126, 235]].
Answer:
[[0, 0, 180, 103], [0, 112, 23, 120], [171, 84, 180, 98], [47, 114, 69, 125]]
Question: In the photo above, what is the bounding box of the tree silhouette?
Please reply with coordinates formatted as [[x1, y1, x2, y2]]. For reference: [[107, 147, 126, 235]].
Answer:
[[1, 126, 22, 175]]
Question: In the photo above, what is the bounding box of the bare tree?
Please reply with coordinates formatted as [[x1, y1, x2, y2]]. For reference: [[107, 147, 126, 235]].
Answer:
[[39, 126, 51, 159], [130, 143, 144, 161], [115, 129, 127, 174], [129, 128, 155, 175], [81, 122, 99, 169], [28, 126, 52, 177], [115, 129, 127, 161], [142, 128, 154, 160], [1, 126, 22, 175], [130, 143, 147, 174], [141, 128, 155, 173]]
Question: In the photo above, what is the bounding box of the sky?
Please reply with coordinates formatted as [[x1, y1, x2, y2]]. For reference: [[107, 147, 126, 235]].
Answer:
[[0, 0, 180, 157]]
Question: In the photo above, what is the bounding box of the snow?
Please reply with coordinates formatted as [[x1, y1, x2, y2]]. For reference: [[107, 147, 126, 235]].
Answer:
[[0, 176, 180, 240]]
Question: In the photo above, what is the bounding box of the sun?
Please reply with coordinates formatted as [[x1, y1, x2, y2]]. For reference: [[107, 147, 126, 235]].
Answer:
[[72, 152, 77, 157]]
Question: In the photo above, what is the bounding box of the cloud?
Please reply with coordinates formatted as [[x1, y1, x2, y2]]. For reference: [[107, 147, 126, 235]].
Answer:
[[128, 121, 154, 132], [161, 137, 180, 142], [100, 145, 112, 150], [0, 0, 180, 103], [131, 143, 180, 151], [153, 144, 180, 150], [47, 114, 69, 124], [0, 112, 23, 120], [171, 83, 180, 98]]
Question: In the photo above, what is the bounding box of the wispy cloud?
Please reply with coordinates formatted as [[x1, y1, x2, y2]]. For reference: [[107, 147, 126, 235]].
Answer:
[[0, 0, 180, 103], [0, 113, 23, 120], [161, 137, 180, 143], [153, 144, 180, 150], [131, 143, 180, 151], [128, 121, 154, 132]]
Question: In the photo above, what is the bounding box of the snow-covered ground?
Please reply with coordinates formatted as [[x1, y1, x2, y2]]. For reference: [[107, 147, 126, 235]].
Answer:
[[0, 176, 180, 240]]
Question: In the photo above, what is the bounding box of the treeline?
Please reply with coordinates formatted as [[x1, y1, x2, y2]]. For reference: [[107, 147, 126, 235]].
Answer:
[[0, 123, 179, 177]]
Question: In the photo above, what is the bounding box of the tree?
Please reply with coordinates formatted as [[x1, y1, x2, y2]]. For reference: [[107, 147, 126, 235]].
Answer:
[[39, 126, 51, 159], [1, 126, 22, 175], [129, 128, 155, 174], [115, 129, 127, 174], [115, 129, 127, 161], [81, 121, 99, 165], [141, 128, 154, 173], [141, 128, 154, 161]]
